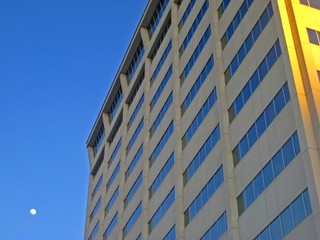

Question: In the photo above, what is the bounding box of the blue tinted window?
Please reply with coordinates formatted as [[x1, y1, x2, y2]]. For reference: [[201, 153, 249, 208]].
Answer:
[[245, 183, 255, 208], [258, 58, 268, 80], [264, 102, 275, 126], [184, 125, 220, 184], [281, 207, 294, 236], [272, 151, 284, 177], [292, 195, 306, 226], [262, 162, 274, 187], [303, 190, 312, 215], [180, 1, 209, 56], [252, 21, 262, 41], [181, 26, 211, 82], [151, 41, 172, 83], [253, 173, 264, 197], [282, 138, 295, 166], [256, 113, 266, 137], [270, 217, 282, 240], [274, 90, 286, 114]]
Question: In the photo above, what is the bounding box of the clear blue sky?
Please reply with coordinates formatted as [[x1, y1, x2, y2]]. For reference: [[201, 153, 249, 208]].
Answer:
[[0, 0, 147, 239]]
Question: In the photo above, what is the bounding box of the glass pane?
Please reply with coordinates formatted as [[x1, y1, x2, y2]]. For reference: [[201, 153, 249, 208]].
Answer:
[[254, 172, 265, 198], [266, 45, 277, 68], [303, 190, 312, 215], [310, 0, 320, 9], [250, 71, 260, 92], [263, 162, 274, 188], [282, 140, 295, 167], [243, 82, 252, 103], [210, 223, 218, 240], [238, 44, 247, 64], [252, 21, 262, 41], [260, 227, 271, 240], [256, 113, 267, 137], [239, 136, 249, 158], [274, 90, 285, 114], [281, 207, 294, 237], [264, 102, 276, 127], [270, 217, 283, 240], [292, 195, 306, 226], [245, 182, 255, 208], [248, 125, 258, 147], [238, 193, 246, 215], [245, 34, 254, 53], [307, 29, 319, 45], [259, 9, 270, 30], [272, 150, 284, 178], [258, 58, 269, 80], [218, 215, 227, 236], [292, 132, 301, 155], [235, 93, 244, 114]]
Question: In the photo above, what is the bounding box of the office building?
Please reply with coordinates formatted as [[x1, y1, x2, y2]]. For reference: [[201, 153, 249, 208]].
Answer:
[[84, 0, 320, 239]]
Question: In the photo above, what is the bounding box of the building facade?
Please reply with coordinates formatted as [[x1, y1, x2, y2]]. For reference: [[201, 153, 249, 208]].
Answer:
[[84, 0, 320, 239]]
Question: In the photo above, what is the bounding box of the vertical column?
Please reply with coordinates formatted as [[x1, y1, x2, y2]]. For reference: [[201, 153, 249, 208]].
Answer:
[[141, 25, 151, 240], [171, 3, 185, 240], [117, 85, 128, 240], [209, 0, 240, 239]]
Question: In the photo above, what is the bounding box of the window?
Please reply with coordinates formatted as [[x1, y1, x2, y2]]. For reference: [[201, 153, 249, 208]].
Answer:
[[149, 187, 175, 234], [182, 89, 217, 148], [317, 70, 320, 80], [108, 115, 122, 144], [163, 225, 176, 240], [149, 0, 170, 35], [151, 18, 171, 60], [224, 3, 274, 84], [105, 186, 119, 216], [93, 125, 105, 155], [104, 212, 118, 240], [108, 138, 122, 167], [217, 0, 231, 19], [184, 166, 224, 226], [127, 40, 144, 81], [180, 0, 209, 56], [233, 83, 290, 166], [127, 118, 144, 155], [124, 172, 143, 208], [149, 153, 174, 199], [108, 87, 123, 121], [149, 121, 174, 167], [221, 0, 255, 49], [106, 162, 120, 191], [181, 56, 214, 115], [183, 124, 220, 184], [300, 0, 320, 9], [254, 189, 312, 240], [150, 65, 172, 111], [123, 202, 142, 239], [91, 151, 104, 177], [200, 212, 227, 240], [228, 40, 281, 122], [91, 175, 103, 199], [181, 26, 211, 83], [128, 94, 144, 130], [307, 28, 320, 45], [150, 92, 173, 138], [151, 41, 172, 84], [125, 144, 143, 181], [88, 221, 99, 240], [237, 132, 301, 215], [179, 0, 196, 29], [127, 72, 144, 106], [90, 198, 101, 222]]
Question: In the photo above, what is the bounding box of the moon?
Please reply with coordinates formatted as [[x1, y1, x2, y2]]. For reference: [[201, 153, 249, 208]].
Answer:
[[30, 209, 37, 215]]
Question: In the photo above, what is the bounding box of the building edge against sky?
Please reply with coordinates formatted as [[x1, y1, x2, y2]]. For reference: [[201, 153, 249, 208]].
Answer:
[[84, 0, 320, 239]]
